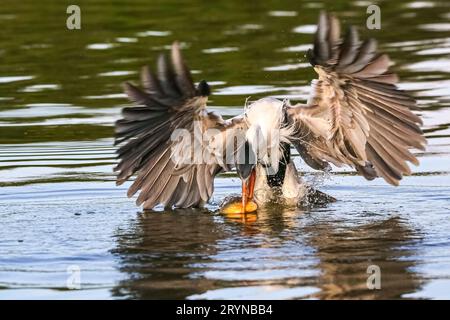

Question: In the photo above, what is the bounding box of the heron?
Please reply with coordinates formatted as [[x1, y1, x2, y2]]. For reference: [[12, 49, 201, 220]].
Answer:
[[114, 11, 426, 213]]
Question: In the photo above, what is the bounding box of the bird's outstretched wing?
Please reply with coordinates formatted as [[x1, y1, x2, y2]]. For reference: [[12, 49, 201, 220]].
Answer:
[[114, 42, 246, 209], [286, 11, 426, 185]]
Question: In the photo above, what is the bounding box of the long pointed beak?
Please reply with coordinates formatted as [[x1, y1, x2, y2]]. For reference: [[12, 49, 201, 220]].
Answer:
[[235, 140, 257, 213], [241, 168, 256, 213]]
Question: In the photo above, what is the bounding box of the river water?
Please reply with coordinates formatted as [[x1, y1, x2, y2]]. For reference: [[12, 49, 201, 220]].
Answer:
[[0, 0, 449, 299]]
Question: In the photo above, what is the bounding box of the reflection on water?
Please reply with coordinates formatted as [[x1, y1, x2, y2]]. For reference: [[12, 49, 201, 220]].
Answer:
[[111, 205, 422, 300], [0, 0, 450, 299], [306, 216, 421, 299], [112, 210, 230, 299]]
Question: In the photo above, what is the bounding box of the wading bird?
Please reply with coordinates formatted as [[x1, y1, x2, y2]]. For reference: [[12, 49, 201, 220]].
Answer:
[[114, 11, 426, 213]]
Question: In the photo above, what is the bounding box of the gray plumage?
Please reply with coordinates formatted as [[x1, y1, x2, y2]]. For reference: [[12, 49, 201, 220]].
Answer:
[[288, 11, 426, 186], [114, 12, 426, 210], [114, 42, 245, 209]]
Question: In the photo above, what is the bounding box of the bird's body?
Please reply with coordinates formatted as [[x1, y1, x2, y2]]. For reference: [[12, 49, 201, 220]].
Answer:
[[114, 12, 426, 212], [242, 97, 304, 205], [253, 162, 305, 206], [238, 97, 334, 208]]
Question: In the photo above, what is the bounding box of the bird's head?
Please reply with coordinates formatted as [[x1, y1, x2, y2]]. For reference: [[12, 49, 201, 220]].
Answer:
[[237, 97, 293, 177], [234, 97, 294, 212]]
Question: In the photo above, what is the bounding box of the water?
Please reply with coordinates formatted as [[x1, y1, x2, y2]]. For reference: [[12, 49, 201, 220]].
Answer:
[[0, 0, 449, 299]]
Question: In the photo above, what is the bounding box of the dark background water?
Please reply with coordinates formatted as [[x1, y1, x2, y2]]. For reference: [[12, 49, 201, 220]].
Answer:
[[0, 0, 449, 299]]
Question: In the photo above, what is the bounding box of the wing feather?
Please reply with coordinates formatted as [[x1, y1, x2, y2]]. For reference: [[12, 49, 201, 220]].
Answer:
[[115, 42, 246, 209], [287, 11, 426, 185]]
